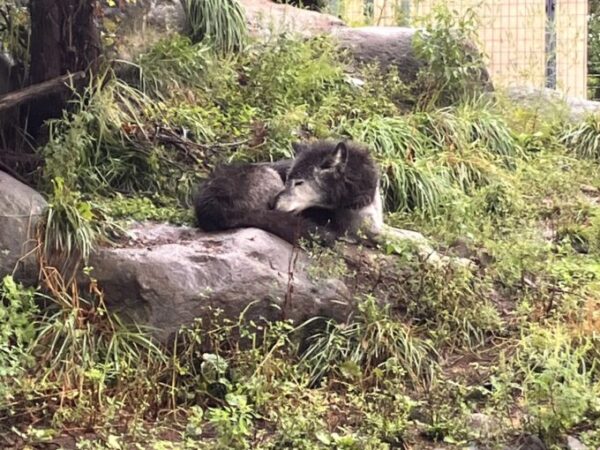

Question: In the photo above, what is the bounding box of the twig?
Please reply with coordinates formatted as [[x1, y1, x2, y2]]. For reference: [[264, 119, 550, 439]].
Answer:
[[283, 244, 300, 322]]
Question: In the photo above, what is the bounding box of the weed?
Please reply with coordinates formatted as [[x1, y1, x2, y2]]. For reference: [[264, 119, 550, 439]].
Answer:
[[0, 276, 38, 401], [494, 325, 600, 442], [402, 263, 503, 348]]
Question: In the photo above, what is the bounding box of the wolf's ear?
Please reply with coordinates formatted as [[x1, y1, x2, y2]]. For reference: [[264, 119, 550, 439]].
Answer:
[[291, 142, 307, 156], [331, 142, 349, 170], [320, 142, 348, 172]]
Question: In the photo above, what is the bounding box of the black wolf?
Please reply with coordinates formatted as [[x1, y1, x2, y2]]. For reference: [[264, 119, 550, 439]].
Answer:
[[193, 140, 382, 244], [273, 140, 383, 241], [193, 158, 330, 244]]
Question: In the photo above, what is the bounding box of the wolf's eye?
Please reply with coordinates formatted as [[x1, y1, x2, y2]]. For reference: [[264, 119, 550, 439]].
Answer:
[[293, 180, 304, 187]]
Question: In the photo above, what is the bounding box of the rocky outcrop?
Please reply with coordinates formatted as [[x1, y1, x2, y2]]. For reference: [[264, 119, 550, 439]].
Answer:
[[0, 171, 47, 283], [87, 223, 352, 342], [106, 1, 491, 93], [332, 26, 493, 89], [84, 220, 474, 342], [105, 0, 345, 60]]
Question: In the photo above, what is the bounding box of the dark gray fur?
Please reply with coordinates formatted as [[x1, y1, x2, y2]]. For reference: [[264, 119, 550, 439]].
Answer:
[[194, 140, 381, 245], [193, 160, 334, 244]]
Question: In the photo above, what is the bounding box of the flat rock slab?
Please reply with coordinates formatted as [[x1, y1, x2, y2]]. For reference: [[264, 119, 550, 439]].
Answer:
[[88, 223, 351, 342], [0, 171, 47, 283]]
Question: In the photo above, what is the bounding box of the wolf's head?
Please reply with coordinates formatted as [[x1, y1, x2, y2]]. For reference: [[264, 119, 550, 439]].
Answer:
[[272, 141, 349, 214]]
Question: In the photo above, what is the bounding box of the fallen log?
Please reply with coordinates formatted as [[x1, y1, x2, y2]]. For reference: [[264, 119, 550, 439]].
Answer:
[[0, 71, 85, 113]]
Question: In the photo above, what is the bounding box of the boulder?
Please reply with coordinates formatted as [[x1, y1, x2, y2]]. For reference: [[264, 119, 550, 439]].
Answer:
[[504, 86, 600, 122], [0, 171, 47, 283], [332, 26, 493, 89], [566, 436, 588, 450], [106, 1, 490, 92], [85, 221, 475, 342], [105, 0, 345, 60], [87, 223, 351, 342], [105, 1, 493, 97], [241, 0, 345, 38]]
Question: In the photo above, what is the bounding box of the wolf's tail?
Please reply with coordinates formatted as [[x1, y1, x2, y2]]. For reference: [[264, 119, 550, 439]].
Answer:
[[195, 197, 331, 245]]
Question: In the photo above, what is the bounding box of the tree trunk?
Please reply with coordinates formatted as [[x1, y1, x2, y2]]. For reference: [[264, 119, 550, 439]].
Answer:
[[27, 0, 101, 133]]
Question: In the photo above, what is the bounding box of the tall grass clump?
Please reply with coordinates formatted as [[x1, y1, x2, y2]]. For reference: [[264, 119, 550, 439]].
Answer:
[[413, 103, 521, 159], [42, 178, 120, 276], [344, 115, 448, 215], [2, 268, 171, 430], [300, 296, 437, 388], [180, 0, 247, 54], [561, 114, 600, 161], [410, 103, 521, 192], [134, 35, 213, 98]]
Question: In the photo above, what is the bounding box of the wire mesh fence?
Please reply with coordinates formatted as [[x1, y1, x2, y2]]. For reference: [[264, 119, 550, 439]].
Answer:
[[325, 0, 589, 99]]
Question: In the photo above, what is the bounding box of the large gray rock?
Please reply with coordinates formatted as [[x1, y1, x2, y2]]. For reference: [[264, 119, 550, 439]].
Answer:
[[505, 86, 600, 122], [332, 26, 493, 89], [566, 436, 588, 450], [87, 223, 351, 342], [241, 0, 345, 38], [0, 171, 47, 282], [106, 0, 345, 60]]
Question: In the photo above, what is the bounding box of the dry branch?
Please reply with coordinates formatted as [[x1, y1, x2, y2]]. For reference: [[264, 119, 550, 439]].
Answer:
[[0, 72, 85, 113]]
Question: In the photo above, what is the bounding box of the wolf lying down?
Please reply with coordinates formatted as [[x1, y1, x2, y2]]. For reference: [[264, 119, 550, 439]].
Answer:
[[194, 140, 468, 266], [194, 140, 383, 246]]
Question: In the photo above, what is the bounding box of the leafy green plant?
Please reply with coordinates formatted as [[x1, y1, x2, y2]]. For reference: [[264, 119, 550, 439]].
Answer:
[[413, 4, 488, 108], [207, 393, 255, 449], [99, 194, 194, 226], [495, 325, 600, 441], [0, 276, 38, 401], [180, 0, 247, 54]]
